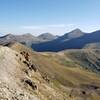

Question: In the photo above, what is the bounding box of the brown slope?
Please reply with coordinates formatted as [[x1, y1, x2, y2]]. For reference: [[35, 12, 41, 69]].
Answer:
[[63, 49, 100, 74], [0, 45, 68, 100], [9, 42, 100, 100], [0, 46, 39, 100]]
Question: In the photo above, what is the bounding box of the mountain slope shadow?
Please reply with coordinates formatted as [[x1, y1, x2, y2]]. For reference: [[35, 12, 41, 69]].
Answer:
[[32, 30, 100, 52]]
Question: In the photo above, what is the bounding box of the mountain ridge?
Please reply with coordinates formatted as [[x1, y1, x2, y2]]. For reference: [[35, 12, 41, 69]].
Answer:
[[32, 29, 100, 52], [1, 29, 100, 52]]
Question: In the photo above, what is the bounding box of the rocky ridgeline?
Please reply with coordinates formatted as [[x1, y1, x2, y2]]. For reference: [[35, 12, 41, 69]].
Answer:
[[0, 46, 40, 100], [15, 51, 38, 91], [14, 50, 57, 100], [20, 51, 37, 72], [19, 51, 50, 84], [0, 47, 53, 100]]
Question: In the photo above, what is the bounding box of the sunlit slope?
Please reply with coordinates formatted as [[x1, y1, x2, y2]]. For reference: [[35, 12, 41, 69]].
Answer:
[[10, 42, 100, 100]]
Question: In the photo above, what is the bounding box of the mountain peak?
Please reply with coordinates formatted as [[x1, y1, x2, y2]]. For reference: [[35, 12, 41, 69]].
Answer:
[[71, 28, 82, 32], [38, 32, 54, 37], [38, 32, 58, 41], [5, 33, 13, 37], [63, 28, 84, 39], [0, 33, 14, 39]]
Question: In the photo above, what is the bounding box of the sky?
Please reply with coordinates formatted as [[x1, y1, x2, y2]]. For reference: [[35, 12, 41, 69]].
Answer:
[[0, 0, 100, 36]]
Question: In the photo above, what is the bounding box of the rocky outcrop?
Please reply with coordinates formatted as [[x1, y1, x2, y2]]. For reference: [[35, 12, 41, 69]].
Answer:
[[0, 82, 39, 100], [0, 46, 67, 100], [0, 46, 39, 100]]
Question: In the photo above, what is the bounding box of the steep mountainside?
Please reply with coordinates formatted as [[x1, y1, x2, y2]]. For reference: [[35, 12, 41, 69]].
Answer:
[[0, 45, 68, 100], [8, 42, 100, 100], [0, 46, 39, 100]]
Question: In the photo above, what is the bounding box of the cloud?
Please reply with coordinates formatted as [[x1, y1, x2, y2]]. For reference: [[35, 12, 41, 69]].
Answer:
[[21, 24, 75, 30]]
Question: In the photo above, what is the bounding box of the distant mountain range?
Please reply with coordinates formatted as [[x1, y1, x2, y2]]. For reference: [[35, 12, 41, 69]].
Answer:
[[1, 28, 100, 52], [0, 33, 40, 47], [0, 33, 57, 47], [32, 29, 100, 52]]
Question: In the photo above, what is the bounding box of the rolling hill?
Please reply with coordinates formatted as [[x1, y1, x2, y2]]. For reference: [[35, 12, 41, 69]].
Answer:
[[63, 49, 100, 74]]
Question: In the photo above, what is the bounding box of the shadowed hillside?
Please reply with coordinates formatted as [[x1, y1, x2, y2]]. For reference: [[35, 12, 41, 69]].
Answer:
[[32, 30, 100, 52]]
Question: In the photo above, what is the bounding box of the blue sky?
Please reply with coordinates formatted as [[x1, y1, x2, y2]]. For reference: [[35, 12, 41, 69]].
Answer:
[[0, 0, 100, 35]]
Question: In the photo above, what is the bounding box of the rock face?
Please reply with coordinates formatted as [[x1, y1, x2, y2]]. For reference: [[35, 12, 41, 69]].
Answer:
[[0, 82, 38, 100], [0, 46, 39, 100]]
